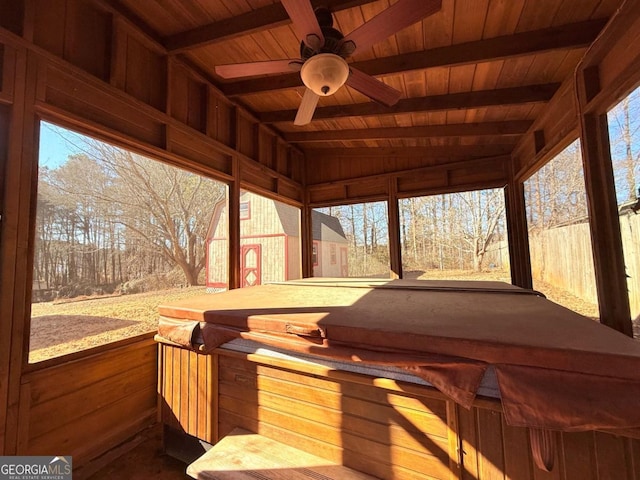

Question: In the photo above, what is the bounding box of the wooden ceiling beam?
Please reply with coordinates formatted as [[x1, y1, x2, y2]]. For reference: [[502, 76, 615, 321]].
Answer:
[[164, 0, 378, 54], [304, 145, 516, 158], [221, 19, 606, 97], [260, 84, 560, 123], [283, 120, 532, 143]]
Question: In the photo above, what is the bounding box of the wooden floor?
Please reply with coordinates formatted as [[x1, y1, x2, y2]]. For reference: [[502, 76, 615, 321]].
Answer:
[[85, 425, 190, 480]]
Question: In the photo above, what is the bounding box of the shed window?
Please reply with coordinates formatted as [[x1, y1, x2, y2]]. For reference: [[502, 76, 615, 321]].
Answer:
[[240, 201, 251, 220]]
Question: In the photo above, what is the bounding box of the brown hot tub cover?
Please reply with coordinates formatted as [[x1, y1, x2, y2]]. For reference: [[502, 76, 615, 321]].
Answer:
[[156, 279, 640, 432]]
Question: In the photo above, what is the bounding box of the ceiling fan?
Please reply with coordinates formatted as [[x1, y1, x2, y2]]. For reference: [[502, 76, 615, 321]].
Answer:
[[214, 0, 442, 125]]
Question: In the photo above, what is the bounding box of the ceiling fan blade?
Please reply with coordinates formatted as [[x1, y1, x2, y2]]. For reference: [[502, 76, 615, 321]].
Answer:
[[215, 59, 300, 79], [342, 0, 441, 53], [294, 88, 320, 126], [346, 68, 401, 107], [281, 0, 324, 48]]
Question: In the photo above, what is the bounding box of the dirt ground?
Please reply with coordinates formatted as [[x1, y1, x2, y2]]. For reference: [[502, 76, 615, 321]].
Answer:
[[29, 272, 637, 363]]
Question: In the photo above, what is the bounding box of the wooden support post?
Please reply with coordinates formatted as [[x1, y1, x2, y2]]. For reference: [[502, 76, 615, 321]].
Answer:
[[301, 189, 313, 278], [0, 47, 37, 455], [228, 158, 241, 290], [579, 112, 632, 336], [387, 177, 402, 279], [504, 164, 532, 289]]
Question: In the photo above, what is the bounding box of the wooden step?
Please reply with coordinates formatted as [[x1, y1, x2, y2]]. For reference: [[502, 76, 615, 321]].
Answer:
[[187, 428, 379, 479]]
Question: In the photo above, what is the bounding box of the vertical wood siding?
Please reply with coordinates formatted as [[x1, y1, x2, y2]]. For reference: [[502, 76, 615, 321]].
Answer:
[[160, 346, 640, 480], [17, 337, 157, 467]]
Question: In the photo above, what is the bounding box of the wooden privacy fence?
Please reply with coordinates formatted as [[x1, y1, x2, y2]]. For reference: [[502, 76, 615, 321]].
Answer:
[[529, 213, 640, 319]]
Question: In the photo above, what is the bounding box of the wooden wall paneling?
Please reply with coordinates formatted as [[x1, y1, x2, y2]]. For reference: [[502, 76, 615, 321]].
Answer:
[[240, 162, 277, 198], [169, 61, 207, 133], [257, 126, 274, 170], [397, 169, 449, 196], [559, 432, 597, 480], [179, 348, 190, 433], [122, 28, 167, 111], [239, 157, 303, 204], [0, 102, 12, 455], [169, 62, 189, 126], [500, 417, 534, 480], [207, 88, 234, 147], [0, 0, 24, 36], [187, 75, 206, 133], [289, 147, 304, 184], [308, 184, 351, 206], [305, 155, 511, 207], [275, 139, 289, 177], [445, 402, 462, 480], [167, 123, 232, 176], [512, 80, 578, 181], [456, 406, 480, 480], [63, 0, 112, 81], [593, 432, 639, 480], [43, 61, 165, 147], [447, 157, 508, 190], [26, 352, 156, 441], [216, 353, 455, 480], [17, 337, 157, 467], [0, 44, 5, 96], [576, 0, 640, 115], [109, 16, 126, 91], [475, 408, 506, 479], [275, 179, 303, 204], [31, 0, 66, 58], [236, 112, 256, 159], [345, 178, 387, 201], [160, 344, 180, 431]]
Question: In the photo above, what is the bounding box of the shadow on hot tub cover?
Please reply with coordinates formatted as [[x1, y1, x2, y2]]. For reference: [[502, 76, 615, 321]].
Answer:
[[156, 279, 640, 432]]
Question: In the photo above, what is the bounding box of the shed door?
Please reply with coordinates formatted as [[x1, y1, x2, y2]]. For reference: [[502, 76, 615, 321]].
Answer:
[[241, 244, 261, 287]]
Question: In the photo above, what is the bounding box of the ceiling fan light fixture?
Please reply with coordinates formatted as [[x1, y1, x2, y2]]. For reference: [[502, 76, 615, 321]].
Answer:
[[300, 53, 349, 96]]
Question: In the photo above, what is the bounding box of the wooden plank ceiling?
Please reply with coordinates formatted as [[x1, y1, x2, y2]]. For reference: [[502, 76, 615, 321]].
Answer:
[[115, 0, 620, 161]]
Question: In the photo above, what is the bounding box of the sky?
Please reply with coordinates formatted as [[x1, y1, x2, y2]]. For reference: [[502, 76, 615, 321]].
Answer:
[[38, 121, 89, 169]]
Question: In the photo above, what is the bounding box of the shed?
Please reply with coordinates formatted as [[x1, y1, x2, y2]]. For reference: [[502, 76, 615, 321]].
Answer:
[[206, 193, 348, 288]]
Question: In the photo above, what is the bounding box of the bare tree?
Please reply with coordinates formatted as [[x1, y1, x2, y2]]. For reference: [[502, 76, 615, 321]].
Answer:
[[86, 142, 225, 286]]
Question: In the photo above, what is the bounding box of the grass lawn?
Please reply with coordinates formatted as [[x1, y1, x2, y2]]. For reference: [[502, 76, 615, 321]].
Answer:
[[30, 286, 209, 363]]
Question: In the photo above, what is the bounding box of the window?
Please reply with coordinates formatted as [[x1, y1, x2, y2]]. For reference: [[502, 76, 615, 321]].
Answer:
[[399, 189, 509, 281], [524, 140, 598, 318], [607, 85, 640, 338], [30, 121, 228, 363], [240, 201, 251, 220], [312, 241, 319, 267], [313, 202, 389, 278]]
